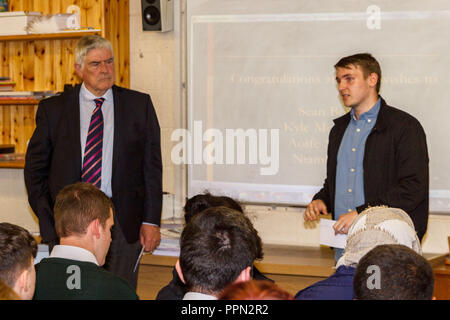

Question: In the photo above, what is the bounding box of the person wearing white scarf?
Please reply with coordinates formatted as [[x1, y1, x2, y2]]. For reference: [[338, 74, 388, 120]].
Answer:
[[336, 206, 421, 268], [295, 206, 422, 300]]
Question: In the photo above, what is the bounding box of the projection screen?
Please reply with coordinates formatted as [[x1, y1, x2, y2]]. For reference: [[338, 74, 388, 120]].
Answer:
[[185, 0, 450, 213]]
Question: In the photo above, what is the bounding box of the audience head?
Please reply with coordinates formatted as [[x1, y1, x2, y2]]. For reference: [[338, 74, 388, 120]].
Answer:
[[176, 206, 262, 297], [54, 182, 114, 266], [219, 280, 293, 300], [0, 223, 37, 300], [335, 52, 382, 93], [183, 193, 262, 260], [183, 192, 244, 224], [354, 244, 434, 300], [336, 206, 421, 268]]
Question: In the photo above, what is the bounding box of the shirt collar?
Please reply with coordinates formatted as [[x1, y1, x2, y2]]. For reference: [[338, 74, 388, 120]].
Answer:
[[50, 245, 99, 266], [350, 97, 381, 121], [183, 292, 218, 300], [80, 82, 113, 105]]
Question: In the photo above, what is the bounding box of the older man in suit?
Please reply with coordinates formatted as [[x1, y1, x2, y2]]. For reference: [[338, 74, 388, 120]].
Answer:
[[24, 35, 162, 289]]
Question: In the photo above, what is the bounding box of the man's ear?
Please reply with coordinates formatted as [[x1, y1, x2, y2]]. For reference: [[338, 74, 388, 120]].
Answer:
[[175, 260, 186, 284], [14, 268, 29, 298], [368, 72, 378, 89], [89, 219, 101, 239], [235, 266, 252, 283], [74, 63, 83, 79]]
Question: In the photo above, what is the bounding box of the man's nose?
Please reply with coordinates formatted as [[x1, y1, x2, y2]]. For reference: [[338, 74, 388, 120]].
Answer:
[[99, 62, 109, 72]]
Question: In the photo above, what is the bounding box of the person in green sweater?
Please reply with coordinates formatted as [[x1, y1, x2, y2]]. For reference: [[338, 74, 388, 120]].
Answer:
[[33, 182, 138, 300]]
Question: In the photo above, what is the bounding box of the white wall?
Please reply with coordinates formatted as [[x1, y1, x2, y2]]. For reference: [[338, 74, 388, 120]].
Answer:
[[0, 169, 38, 234], [130, 0, 186, 218]]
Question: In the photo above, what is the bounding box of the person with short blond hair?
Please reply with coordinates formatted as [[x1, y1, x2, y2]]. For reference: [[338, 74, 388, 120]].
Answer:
[[33, 183, 138, 300], [54, 181, 113, 239]]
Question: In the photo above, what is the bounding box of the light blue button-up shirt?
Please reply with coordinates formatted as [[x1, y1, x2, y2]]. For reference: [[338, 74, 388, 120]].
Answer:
[[333, 98, 380, 261], [79, 83, 114, 198], [335, 98, 381, 219]]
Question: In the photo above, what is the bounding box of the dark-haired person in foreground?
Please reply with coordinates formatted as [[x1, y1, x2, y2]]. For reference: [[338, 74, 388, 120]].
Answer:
[[176, 206, 262, 300], [0, 223, 37, 300], [33, 183, 138, 300], [156, 193, 271, 300], [354, 244, 434, 300], [304, 53, 429, 261]]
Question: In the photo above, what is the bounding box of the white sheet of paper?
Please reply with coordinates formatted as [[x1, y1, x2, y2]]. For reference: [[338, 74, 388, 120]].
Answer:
[[319, 219, 348, 249], [133, 246, 145, 273]]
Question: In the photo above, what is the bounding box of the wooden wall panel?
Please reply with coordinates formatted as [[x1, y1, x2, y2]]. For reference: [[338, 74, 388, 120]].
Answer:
[[0, 42, 8, 77], [7, 0, 105, 91], [1, 106, 11, 146], [82, 0, 103, 31], [1, 0, 129, 154], [61, 39, 79, 86], [11, 105, 24, 150], [0, 105, 36, 153], [104, 0, 130, 88], [23, 41, 34, 91], [0, 107, 4, 144]]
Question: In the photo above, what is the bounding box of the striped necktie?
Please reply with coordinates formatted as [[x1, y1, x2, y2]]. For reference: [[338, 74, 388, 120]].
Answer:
[[81, 98, 105, 188]]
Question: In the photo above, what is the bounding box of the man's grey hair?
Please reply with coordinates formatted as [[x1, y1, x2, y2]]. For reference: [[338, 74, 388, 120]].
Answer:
[[75, 35, 113, 69]]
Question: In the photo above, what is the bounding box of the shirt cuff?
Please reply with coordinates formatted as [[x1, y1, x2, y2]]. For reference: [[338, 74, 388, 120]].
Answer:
[[142, 222, 158, 227]]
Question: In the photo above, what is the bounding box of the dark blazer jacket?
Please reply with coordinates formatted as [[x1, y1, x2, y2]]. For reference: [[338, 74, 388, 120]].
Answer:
[[24, 84, 163, 244], [313, 97, 429, 241], [295, 266, 355, 300]]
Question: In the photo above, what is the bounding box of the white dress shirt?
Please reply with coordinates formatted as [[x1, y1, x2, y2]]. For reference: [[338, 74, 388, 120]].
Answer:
[[183, 292, 218, 300], [50, 245, 99, 266], [79, 83, 114, 198]]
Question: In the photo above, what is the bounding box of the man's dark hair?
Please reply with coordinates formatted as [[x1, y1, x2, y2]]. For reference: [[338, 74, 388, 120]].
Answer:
[[179, 206, 262, 295], [54, 182, 114, 238], [183, 193, 263, 260], [0, 223, 37, 288], [183, 192, 244, 224], [335, 53, 382, 93], [353, 244, 434, 300]]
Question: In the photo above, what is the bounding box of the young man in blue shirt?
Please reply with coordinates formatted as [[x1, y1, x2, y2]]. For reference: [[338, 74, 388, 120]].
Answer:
[[304, 53, 429, 260]]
